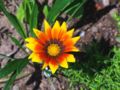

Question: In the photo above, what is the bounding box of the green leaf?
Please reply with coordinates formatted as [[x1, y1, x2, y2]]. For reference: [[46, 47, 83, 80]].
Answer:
[[0, 60, 19, 78], [0, 0, 26, 39], [16, 58, 29, 74], [10, 36, 27, 53], [29, 3, 39, 37], [25, 0, 35, 24], [43, 5, 49, 18], [0, 58, 28, 78], [3, 58, 28, 90], [47, 0, 73, 24], [16, 2, 25, 22], [10, 36, 22, 49], [64, 0, 86, 20], [4, 72, 17, 90]]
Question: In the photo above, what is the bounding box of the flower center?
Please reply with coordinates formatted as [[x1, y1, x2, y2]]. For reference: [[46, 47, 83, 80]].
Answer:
[[47, 44, 60, 56]]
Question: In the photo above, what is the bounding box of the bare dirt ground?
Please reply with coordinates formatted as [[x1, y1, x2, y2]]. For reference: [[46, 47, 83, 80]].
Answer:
[[0, 0, 119, 90]]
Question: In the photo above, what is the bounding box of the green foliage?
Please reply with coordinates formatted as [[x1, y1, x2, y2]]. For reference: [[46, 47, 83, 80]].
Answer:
[[0, 58, 29, 90], [29, 3, 39, 37], [44, 0, 86, 24], [0, 0, 26, 39], [16, 0, 35, 23], [10, 36, 23, 49], [62, 42, 120, 90], [43, 5, 49, 18], [64, 0, 86, 21], [4, 72, 17, 90], [46, 0, 73, 24], [16, 0, 38, 37]]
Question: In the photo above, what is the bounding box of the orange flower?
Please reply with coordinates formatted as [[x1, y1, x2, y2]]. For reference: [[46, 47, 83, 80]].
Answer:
[[25, 20, 80, 74]]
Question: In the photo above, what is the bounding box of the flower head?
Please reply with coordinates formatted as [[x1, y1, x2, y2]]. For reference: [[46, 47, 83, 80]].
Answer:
[[25, 20, 80, 74]]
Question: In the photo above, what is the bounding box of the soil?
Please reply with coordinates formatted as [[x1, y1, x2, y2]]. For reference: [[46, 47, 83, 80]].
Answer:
[[0, 0, 119, 90]]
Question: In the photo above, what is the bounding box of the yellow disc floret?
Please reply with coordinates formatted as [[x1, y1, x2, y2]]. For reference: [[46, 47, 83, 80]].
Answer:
[[47, 44, 60, 56]]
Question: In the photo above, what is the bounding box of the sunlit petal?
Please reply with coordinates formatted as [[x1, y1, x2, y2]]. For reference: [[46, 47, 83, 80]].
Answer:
[[67, 29, 74, 37], [61, 22, 67, 33], [49, 60, 59, 74], [72, 36, 80, 44], [52, 21, 61, 39], [67, 54, 76, 62], [59, 58, 68, 68]]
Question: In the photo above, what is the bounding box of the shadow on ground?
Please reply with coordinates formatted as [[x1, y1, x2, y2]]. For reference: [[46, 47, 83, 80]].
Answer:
[[72, 38, 113, 77]]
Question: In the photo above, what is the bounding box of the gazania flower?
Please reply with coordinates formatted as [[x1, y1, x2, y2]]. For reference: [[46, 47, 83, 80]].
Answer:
[[25, 20, 80, 74]]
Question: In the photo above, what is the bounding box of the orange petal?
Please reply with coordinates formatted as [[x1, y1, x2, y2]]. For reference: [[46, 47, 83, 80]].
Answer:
[[44, 20, 52, 39], [65, 46, 79, 52], [49, 60, 59, 74], [26, 43, 43, 53], [63, 39, 74, 48], [52, 20, 61, 39]]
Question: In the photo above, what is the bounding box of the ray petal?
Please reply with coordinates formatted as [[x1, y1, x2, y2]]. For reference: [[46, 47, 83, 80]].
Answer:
[[61, 22, 67, 33], [59, 58, 68, 68], [67, 29, 74, 37], [52, 20, 61, 39], [65, 46, 79, 52], [42, 62, 48, 69], [72, 47, 80, 52], [26, 43, 36, 51], [28, 53, 34, 59], [26, 43, 43, 53], [30, 53, 42, 63], [44, 19, 51, 33], [49, 60, 59, 74], [25, 37, 37, 43], [67, 54, 76, 62], [33, 28, 43, 38], [72, 36, 80, 44]]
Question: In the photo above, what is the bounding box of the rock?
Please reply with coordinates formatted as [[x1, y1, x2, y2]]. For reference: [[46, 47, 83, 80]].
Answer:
[[12, 85, 19, 90]]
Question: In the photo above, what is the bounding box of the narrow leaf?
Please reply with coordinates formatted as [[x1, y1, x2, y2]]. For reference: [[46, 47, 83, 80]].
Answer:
[[3, 58, 28, 90], [43, 5, 49, 18], [29, 3, 39, 37], [0, 58, 28, 78], [47, 0, 73, 24], [16, 2, 25, 22], [16, 58, 29, 73], [4, 72, 17, 90], [10, 36, 22, 49], [0, 60, 19, 78], [10, 36, 27, 53], [0, 0, 26, 39]]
